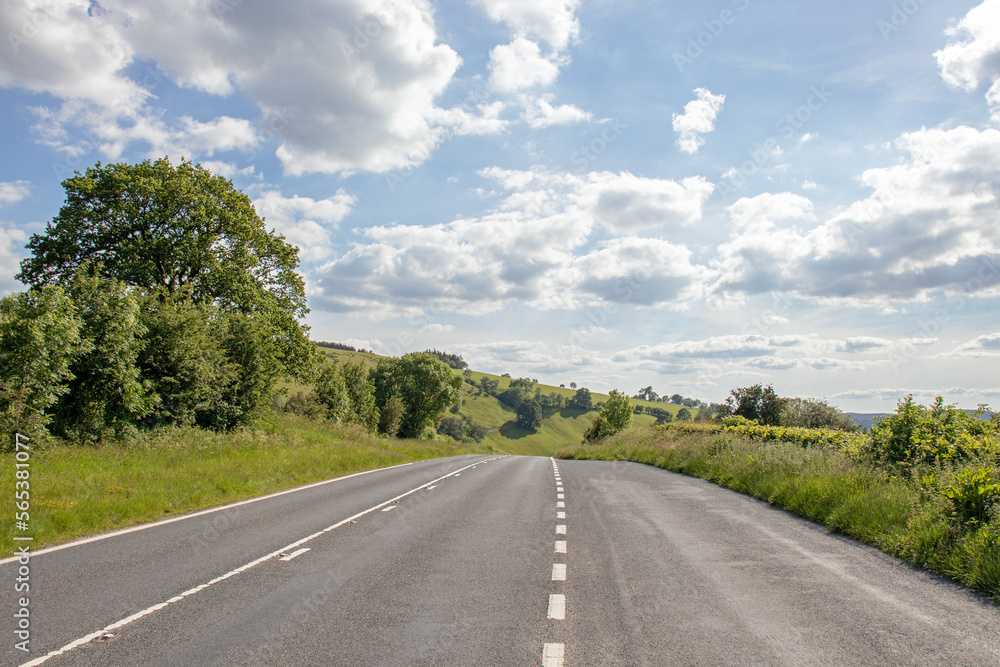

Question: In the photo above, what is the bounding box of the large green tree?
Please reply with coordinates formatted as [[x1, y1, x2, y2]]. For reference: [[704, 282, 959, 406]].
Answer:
[[16, 158, 315, 381], [371, 353, 462, 438]]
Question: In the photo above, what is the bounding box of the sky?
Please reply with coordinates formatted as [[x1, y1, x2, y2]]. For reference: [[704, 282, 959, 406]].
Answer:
[[1, 0, 999, 412]]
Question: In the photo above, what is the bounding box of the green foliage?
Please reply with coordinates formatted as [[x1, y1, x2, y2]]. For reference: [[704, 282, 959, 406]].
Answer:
[[422, 349, 468, 370], [479, 376, 499, 396], [437, 416, 467, 441], [371, 353, 462, 438], [676, 407, 692, 421], [867, 396, 1000, 467], [378, 396, 405, 437], [781, 397, 858, 431], [17, 157, 316, 383], [498, 377, 536, 408], [137, 289, 236, 428], [516, 399, 543, 431], [569, 387, 593, 411], [0, 286, 82, 445], [583, 414, 614, 442], [314, 362, 377, 431], [725, 383, 784, 425], [722, 421, 869, 453], [939, 467, 1000, 526], [50, 269, 154, 442], [602, 389, 633, 432]]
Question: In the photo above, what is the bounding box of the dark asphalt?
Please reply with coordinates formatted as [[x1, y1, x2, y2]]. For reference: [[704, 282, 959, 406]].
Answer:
[[2, 455, 998, 666]]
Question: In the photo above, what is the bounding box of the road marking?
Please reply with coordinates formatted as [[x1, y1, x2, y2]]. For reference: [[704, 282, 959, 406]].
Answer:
[[543, 642, 565, 667], [278, 548, 310, 562], [557, 493, 564, 499], [381, 506, 396, 512], [552, 563, 566, 581], [427, 485, 437, 490], [556, 511, 566, 519], [547, 594, 566, 619], [556, 501, 565, 508], [556, 525, 566, 535], [555, 540, 567, 553], [0, 460, 430, 566], [20, 457, 501, 667]]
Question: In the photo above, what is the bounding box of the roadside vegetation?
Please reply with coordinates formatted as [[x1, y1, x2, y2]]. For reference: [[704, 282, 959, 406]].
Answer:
[[557, 391, 1000, 601], [0, 413, 492, 556]]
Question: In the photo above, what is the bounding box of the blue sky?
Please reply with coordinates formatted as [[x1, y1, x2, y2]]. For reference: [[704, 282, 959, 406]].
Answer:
[[1, 0, 999, 412]]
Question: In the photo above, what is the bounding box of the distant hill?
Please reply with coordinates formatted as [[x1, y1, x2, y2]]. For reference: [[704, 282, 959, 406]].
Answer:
[[848, 409, 995, 430], [296, 347, 703, 456]]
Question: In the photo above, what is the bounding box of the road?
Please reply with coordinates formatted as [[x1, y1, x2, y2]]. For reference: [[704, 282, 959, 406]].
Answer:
[[3, 455, 999, 666]]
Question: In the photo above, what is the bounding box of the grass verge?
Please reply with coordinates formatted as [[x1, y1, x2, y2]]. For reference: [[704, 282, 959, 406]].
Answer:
[[556, 427, 1000, 602], [0, 413, 493, 557]]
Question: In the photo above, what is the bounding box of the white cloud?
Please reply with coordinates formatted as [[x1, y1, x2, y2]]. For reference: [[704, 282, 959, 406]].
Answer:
[[310, 168, 714, 314], [713, 126, 1000, 304], [0, 181, 30, 206], [935, 0, 1000, 122], [521, 94, 590, 128], [253, 189, 357, 262], [672, 88, 726, 155], [3, 0, 484, 176], [0, 226, 27, 295], [473, 0, 580, 50], [489, 37, 563, 93], [952, 332, 1000, 356]]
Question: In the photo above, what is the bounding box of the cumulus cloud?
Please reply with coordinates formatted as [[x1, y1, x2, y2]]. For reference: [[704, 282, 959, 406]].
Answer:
[[473, 0, 580, 50], [0, 181, 30, 206], [252, 189, 357, 262], [935, 0, 1000, 122], [489, 37, 563, 93], [952, 332, 1000, 356], [521, 94, 590, 128], [712, 126, 1000, 304], [672, 88, 726, 155], [309, 168, 714, 314], [1, 0, 514, 176]]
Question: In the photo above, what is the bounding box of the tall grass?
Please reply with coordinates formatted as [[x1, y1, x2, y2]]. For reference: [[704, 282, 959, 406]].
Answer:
[[0, 413, 492, 556], [557, 428, 1000, 602]]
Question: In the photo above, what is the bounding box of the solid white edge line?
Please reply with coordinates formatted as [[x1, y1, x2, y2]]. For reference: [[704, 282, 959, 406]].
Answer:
[[547, 594, 566, 620], [543, 642, 565, 667], [0, 460, 431, 565], [19, 456, 501, 667], [278, 548, 310, 562]]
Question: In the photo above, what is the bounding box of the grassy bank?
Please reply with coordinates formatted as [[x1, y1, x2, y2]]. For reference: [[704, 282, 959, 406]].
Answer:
[[1, 413, 493, 556], [556, 424, 1000, 602]]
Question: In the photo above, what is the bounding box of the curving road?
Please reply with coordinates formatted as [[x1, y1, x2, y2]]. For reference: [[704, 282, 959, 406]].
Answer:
[[3, 455, 999, 666]]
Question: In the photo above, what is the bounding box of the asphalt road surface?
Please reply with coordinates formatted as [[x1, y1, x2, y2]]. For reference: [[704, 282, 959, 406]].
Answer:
[[3, 455, 999, 666]]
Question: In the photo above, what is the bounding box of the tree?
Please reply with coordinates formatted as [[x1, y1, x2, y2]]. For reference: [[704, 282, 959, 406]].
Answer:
[[137, 288, 236, 428], [479, 376, 499, 396], [569, 381, 577, 389], [602, 389, 633, 432], [51, 269, 155, 441], [636, 386, 659, 402], [516, 399, 543, 431], [725, 384, 784, 426], [314, 362, 377, 431], [676, 407, 692, 421], [499, 377, 535, 409], [780, 397, 858, 431], [0, 286, 82, 445], [371, 353, 463, 438], [569, 387, 593, 411], [17, 158, 316, 383], [668, 393, 683, 405]]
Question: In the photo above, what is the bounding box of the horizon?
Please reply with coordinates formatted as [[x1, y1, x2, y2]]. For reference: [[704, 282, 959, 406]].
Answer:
[[2, 0, 999, 414]]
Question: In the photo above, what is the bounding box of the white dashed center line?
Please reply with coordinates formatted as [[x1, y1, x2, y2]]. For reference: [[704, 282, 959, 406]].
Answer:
[[556, 501, 565, 508], [552, 563, 566, 581], [556, 525, 566, 535], [557, 493, 564, 499], [547, 594, 566, 620], [556, 511, 566, 519], [381, 506, 396, 512], [543, 643, 565, 667], [554, 540, 567, 554]]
